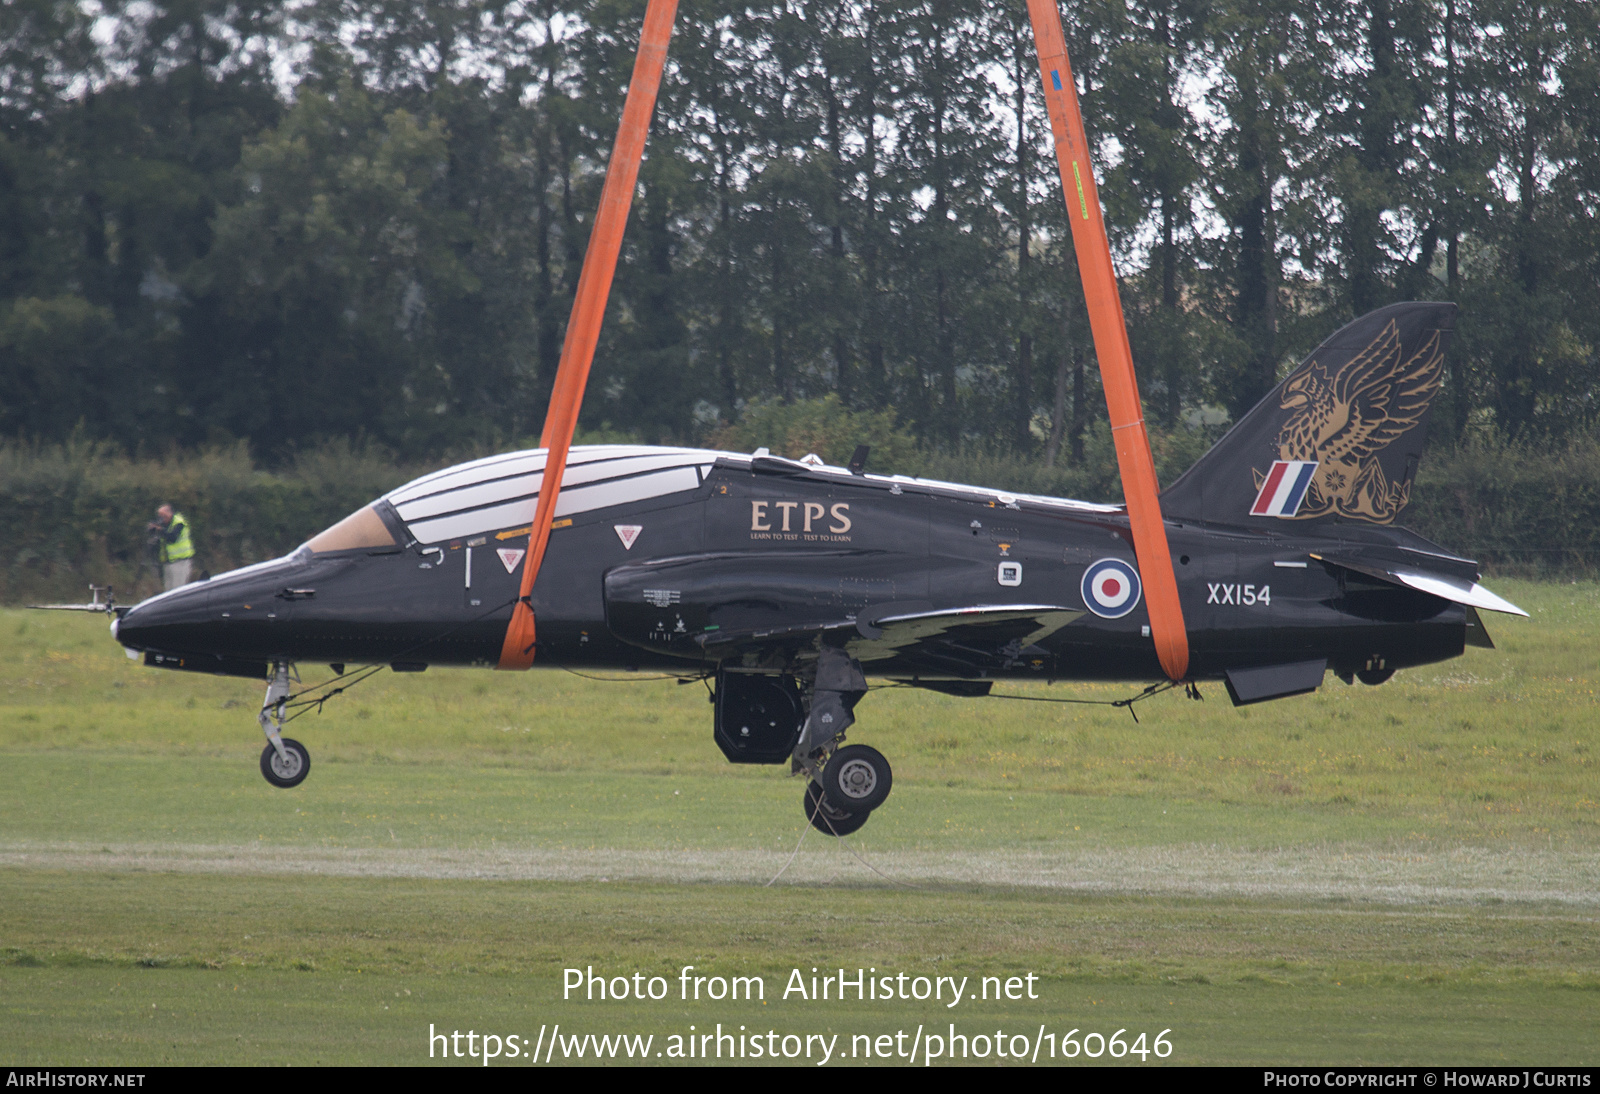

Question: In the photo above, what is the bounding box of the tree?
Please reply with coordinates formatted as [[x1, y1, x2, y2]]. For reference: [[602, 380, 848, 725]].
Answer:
[[201, 80, 478, 455]]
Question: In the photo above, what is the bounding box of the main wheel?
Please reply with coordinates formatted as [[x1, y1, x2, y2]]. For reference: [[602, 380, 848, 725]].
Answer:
[[260, 738, 311, 788], [1356, 667, 1394, 686], [821, 744, 893, 813], [804, 780, 869, 836]]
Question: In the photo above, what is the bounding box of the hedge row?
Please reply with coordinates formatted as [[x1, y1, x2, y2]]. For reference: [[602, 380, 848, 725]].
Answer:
[[1406, 439, 1600, 574], [3, 434, 1595, 605], [0, 440, 432, 604]]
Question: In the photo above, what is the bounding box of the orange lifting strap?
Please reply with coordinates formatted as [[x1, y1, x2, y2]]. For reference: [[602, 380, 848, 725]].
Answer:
[[1024, 0, 1190, 681], [497, 0, 680, 670], [502, 0, 1187, 681]]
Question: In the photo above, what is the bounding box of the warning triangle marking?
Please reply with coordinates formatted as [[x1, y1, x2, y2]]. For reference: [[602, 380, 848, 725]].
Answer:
[[614, 524, 643, 550], [496, 547, 526, 573]]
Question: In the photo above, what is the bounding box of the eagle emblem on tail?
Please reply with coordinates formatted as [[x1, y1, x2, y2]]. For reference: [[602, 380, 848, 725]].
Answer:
[[1253, 319, 1445, 523]]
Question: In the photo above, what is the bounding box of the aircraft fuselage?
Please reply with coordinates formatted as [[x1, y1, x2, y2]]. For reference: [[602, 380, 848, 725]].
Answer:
[[114, 447, 1473, 687]]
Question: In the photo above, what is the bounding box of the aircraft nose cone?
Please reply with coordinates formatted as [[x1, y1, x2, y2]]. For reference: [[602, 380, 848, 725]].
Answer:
[[116, 580, 214, 653]]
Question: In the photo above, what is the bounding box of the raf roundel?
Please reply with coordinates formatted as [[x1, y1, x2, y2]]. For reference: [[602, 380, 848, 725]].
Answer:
[[1081, 558, 1142, 619]]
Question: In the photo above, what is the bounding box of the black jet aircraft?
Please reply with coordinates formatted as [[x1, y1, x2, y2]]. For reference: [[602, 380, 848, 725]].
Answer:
[[103, 301, 1521, 835]]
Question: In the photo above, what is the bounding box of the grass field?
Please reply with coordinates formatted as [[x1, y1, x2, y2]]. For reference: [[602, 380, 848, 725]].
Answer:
[[2, 581, 1598, 1065]]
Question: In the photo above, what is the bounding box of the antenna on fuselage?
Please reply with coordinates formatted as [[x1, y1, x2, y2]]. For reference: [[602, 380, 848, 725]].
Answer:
[[1023, 1, 1190, 682]]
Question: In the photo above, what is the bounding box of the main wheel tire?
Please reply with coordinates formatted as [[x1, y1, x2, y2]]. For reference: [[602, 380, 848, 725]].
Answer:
[[260, 738, 311, 788], [805, 780, 869, 836], [1356, 667, 1394, 686], [821, 744, 893, 813]]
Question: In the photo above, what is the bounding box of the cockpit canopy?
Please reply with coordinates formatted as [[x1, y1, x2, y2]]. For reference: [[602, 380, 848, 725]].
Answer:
[[305, 505, 399, 554], [304, 443, 1118, 554], [380, 445, 717, 546]]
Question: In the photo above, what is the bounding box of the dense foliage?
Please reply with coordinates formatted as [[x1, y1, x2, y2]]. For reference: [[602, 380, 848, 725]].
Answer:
[[1, 0, 1595, 465]]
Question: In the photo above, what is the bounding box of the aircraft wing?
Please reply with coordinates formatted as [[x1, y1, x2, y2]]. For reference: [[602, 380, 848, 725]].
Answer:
[[701, 604, 1083, 676], [604, 553, 1080, 675]]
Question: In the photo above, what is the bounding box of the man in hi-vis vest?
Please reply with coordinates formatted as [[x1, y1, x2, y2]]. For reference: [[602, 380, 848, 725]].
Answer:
[[149, 504, 196, 590]]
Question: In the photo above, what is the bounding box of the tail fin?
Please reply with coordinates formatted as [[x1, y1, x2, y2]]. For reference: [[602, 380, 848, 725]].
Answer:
[[1160, 301, 1456, 526]]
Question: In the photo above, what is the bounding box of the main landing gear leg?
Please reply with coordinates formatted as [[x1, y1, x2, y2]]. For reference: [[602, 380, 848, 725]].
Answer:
[[258, 661, 311, 788], [793, 649, 892, 836]]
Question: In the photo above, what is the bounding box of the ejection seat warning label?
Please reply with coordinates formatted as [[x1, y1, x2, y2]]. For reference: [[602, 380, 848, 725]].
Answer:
[[422, 965, 1176, 1065]]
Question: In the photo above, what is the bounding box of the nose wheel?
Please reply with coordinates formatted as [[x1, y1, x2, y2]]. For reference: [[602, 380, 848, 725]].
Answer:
[[257, 660, 312, 788], [260, 738, 311, 788]]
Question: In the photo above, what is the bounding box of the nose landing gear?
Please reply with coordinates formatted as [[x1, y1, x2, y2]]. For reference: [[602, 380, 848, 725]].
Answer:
[[257, 661, 311, 788]]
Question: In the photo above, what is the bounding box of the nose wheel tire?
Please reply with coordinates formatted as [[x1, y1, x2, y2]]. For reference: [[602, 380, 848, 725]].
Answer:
[[821, 744, 893, 813], [260, 738, 311, 788], [804, 780, 870, 836]]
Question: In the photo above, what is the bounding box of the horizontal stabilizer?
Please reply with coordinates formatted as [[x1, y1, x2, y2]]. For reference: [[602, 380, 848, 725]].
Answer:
[[1312, 554, 1527, 617], [1225, 659, 1327, 706]]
